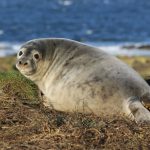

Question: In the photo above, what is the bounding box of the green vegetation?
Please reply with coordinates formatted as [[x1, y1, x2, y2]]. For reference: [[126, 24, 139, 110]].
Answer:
[[0, 71, 39, 104]]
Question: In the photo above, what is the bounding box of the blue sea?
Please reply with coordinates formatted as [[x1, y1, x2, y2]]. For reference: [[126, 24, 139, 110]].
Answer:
[[0, 0, 150, 56]]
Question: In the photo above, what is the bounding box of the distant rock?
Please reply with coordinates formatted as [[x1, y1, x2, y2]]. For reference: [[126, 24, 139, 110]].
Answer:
[[138, 45, 150, 50], [122, 44, 150, 50]]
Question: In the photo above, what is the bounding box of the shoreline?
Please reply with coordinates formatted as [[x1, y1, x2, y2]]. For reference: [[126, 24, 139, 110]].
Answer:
[[1, 41, 150, 57]]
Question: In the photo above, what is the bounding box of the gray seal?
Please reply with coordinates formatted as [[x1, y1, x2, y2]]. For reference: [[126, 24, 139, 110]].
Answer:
[[16, 38, 150, 123]]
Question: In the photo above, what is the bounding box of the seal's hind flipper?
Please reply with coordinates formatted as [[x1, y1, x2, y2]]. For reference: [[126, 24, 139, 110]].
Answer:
[[128, 96, 150, 123]]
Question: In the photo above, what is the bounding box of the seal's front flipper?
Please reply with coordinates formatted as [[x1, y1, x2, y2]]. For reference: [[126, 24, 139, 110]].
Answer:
[[128, 97, 150, 123]]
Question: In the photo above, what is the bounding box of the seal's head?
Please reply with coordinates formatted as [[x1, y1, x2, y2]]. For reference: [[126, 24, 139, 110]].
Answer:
[[16, 41, 43, 77]]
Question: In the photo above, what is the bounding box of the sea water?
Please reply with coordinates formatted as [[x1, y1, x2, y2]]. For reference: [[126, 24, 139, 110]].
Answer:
[[0, 0, 150, 56]]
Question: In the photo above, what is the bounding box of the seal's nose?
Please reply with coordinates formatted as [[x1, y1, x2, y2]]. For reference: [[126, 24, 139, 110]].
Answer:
[[16, 58, 29, 67], [18, 60, 28, 66]]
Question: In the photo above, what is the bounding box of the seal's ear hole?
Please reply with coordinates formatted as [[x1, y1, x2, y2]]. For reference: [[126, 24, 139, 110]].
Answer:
[[19, 51, 23, 56], [34, 53, 40, 60]]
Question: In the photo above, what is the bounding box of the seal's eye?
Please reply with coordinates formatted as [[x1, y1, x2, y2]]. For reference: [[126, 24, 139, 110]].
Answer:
[[18, 51, 23, 56], [34, 54, 40, 60]]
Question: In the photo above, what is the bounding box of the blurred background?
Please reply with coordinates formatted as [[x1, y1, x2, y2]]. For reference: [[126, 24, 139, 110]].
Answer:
[[0, 0, 150, 56]]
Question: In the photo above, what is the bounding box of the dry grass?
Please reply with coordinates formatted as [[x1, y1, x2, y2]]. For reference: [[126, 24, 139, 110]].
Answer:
[[0, 82, 150, 149], [0, 56, 150, 149], [118, 56, 150, 78]]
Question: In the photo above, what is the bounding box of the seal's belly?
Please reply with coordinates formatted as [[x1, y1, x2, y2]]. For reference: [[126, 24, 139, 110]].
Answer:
[[44, 77, 123, 114]]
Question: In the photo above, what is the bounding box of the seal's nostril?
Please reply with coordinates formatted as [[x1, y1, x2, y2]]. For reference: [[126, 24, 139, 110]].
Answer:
[[24, 62, 28, 66], [18, 60, 28, 66]]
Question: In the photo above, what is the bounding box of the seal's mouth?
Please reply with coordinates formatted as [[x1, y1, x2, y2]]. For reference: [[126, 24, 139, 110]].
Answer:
[[20, 69, 36, 76], [16, 61, 37, 76], [17, 68, 37, 77]]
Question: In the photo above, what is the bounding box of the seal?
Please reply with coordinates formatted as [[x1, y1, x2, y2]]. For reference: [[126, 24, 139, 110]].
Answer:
[[16, 38, 150, 123]]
